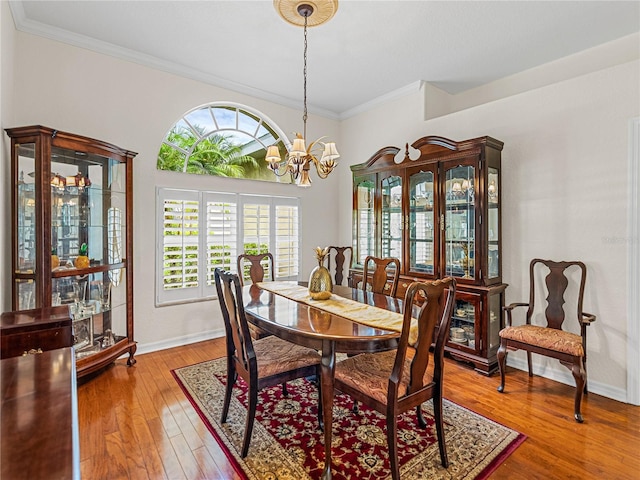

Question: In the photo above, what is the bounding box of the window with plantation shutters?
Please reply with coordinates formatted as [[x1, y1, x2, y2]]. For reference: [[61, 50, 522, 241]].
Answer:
[[156, 188, 299, 306]]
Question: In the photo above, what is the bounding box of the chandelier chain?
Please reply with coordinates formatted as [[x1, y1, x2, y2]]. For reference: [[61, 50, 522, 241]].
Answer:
[[302, 13, 308, 141]]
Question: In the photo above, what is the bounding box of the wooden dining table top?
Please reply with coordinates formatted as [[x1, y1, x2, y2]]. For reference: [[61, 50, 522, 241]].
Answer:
[[242, 283, 404, 353]]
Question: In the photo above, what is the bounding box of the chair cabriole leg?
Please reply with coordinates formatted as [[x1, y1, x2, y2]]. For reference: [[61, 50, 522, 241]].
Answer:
[[433, 391, 448, 468], [496, 341, 507, 393], [242, 385, 258, 457], [571, 357, 586, 423], [386, 411, 400, 480], [221, 367, 236, 423]]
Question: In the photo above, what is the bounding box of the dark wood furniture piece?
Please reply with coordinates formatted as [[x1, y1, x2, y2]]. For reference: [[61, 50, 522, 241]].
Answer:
[[236, 252, 276, 339], [5, 125, 137, 378], [0, 306, 72, 359], [215, 269, 322, 458], [334, 278, 456, 480], [363, 255, 401, 296], [1, 347, 80, 479], [351, 135, 506, 374], [327, 245, 353, 286], [497, 259, 596, 422], [236, 252, 275, 285], [242, 283, 401, 480]]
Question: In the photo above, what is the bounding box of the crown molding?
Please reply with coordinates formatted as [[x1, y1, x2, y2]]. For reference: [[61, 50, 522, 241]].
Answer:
[[8, 1, 341, 120]]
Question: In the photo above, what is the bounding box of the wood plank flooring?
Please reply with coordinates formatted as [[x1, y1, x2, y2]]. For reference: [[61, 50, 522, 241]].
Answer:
[[77, 338, 640, 479]]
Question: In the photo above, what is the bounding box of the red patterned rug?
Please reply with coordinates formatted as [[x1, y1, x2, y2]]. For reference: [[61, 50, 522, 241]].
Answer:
[[173, 357, 525, 480]]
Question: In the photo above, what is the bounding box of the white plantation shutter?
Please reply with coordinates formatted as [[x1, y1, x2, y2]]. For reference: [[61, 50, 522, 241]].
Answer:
[[205, 193, 237, 290], [157, 189, 299, 305], [275, 199, 299, 280], [242, 201, 270, 252], [157, 189, 201, 304]]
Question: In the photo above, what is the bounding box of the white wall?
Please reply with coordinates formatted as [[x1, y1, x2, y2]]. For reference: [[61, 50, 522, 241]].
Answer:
[[0, 1, 17, 312], [2, 16, 638, 402], [4, 30, 341, 351], [340, 38, 640, 402]]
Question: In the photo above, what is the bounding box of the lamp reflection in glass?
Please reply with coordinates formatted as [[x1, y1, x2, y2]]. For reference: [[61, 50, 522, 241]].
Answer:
[[266, 2, 339, 187], [65, 173, 92, 191], [50, 173, 66, 191]]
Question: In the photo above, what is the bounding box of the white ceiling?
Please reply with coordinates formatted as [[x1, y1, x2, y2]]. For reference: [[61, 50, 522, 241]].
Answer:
[[9, 1, 640, 118]]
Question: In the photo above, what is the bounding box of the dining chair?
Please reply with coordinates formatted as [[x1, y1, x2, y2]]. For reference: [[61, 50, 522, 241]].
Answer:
[[237, 252, 275, 286], [497, 259, 596, 422], [327, 245, 353, 286], [363, 255, 400, 297], [334, 277, 457, 479], [237, 252, 275, 339], [214, 268, 323, 457]]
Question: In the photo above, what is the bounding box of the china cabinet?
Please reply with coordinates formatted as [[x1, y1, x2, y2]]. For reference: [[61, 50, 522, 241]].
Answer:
[[351, 135, 506, 374], [5, 125, 137, 378]]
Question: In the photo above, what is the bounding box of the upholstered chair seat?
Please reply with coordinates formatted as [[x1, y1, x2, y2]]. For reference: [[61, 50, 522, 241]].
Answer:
[[335, 350, 435, 405], [499, 325, 584, 357], [254, 336, 322, 378]]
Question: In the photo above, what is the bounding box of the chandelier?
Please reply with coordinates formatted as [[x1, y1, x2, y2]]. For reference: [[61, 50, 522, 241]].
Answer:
[[266, 0, 340, 187]]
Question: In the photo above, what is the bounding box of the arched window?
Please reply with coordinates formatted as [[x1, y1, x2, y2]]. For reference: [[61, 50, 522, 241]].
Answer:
[[157, 102, 292, 184]]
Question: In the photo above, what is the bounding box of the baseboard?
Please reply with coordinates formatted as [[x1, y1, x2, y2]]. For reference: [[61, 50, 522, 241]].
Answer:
[[506, 356, 628, 404], [134, 328, 226, 356]]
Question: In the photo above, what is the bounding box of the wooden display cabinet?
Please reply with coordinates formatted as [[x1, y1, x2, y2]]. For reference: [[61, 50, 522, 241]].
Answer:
[[350, 136, 506, 374], [5, 125, 137, 378]]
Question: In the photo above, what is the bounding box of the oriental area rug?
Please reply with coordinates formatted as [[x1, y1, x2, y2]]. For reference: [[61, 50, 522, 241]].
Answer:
[[173, 357, 525, 480]]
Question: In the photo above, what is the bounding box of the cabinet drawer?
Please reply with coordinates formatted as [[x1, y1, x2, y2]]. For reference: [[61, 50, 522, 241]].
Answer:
[[1, 327, 72, 359]]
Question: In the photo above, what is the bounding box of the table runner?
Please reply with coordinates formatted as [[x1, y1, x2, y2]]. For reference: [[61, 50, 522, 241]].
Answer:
[[256, 281, 418, 345]]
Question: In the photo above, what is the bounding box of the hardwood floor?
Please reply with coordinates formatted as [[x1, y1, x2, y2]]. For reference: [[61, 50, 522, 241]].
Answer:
[[77, 338, 640, 479]]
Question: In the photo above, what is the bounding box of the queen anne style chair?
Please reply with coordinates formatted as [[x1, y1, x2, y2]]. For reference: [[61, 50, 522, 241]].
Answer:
[[237, 252, 275, 286], [363, 255, 401, 297], [334, 278, 457, 479], [237, 253, 275, 339], [327, 245, 353, 286], [496, 259, 596, 422], [214, 268, 323, 457]]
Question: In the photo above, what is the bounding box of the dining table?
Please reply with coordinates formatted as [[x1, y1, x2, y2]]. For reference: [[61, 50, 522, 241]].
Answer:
[[242, 282, 408, 480]]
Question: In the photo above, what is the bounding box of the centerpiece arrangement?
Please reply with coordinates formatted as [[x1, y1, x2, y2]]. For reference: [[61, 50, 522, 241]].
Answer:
[[308, 246, 332, 300]]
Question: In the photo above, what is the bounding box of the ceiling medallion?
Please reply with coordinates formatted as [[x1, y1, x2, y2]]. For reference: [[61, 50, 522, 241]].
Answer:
[[274, 0, 339, 27]]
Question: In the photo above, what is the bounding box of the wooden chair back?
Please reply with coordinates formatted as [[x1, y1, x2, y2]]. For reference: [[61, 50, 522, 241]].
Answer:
[[526, 259, 587, 332], [363, 255, 400, 296], [214, 268, 255, 374], [327, 246, 353, 286], [395, 278, 457, 396], [237, 252, 275, 286]]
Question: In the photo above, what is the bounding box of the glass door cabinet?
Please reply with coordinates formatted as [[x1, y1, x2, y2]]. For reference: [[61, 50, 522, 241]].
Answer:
[[351, 136, 506, 374], [6, 125, 137, 378]]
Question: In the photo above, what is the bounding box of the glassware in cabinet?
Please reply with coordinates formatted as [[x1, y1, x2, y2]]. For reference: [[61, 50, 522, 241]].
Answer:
[[380, 173, 403, 260], [408, 167, 436, 276]]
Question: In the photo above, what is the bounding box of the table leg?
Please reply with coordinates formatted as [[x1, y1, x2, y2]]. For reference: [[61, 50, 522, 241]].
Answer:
[[320, 339, 335, 480]]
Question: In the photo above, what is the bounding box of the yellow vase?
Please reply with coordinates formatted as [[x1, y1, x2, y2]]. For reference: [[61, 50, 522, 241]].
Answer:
[[308, 246, 332, 300], [51, 254, 60, 270], [308, 264, 332, 300]]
